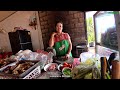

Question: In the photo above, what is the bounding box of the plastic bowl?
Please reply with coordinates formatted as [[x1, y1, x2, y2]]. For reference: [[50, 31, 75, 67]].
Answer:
[[44, 63, 58, 71]]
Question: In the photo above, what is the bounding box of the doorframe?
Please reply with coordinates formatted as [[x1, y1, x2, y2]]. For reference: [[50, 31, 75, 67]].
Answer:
[[93, 11, 100, 53], [83, 11, 88, 43], [84, 11, 96, 47], [114, 11, 120, 58]]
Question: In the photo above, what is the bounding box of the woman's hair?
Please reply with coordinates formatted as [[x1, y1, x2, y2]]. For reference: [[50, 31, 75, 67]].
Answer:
[[55, 21, 63, 27]]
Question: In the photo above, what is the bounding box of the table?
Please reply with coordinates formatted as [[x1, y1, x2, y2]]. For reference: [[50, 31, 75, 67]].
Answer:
[[37, 58, 80, 79]]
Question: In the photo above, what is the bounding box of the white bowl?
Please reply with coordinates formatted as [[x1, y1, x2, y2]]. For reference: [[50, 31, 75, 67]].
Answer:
[[44, 63, 58, 71], [57, 64, 63, 71]]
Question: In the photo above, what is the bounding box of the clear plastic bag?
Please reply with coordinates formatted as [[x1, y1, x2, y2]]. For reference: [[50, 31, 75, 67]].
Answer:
[[80, 52, 100, 68], [80, 52, 94, 62], [36, 51, 54, 69], [36, 53, 48, 69], [46, 52, 54, 64]]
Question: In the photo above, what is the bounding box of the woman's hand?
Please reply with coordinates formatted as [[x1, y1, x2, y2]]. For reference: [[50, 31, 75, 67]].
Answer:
[[61, 54, 70, 60], [49, 32, 57, 47], [65, 54, 70, 60], [51, 32, 57, 37]]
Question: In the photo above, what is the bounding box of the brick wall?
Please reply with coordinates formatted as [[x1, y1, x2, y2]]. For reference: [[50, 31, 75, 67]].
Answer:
[[38, 11, 86, 57], [38, 11, 56, 50]]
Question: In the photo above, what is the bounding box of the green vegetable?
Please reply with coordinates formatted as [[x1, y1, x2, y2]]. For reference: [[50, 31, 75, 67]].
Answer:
[[84, 73, 92, 79], [71, 64, 93, 79], [105, 72, 111, 79], [63, 68, 71, 75]]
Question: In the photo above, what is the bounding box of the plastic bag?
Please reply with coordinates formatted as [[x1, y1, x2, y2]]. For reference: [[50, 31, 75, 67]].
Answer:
[[80, 52, 100, 68], [45, 52, 54, 64], [36, 50, 54, 69], [71, 63, 101, 79], [80, 52, 94, 62], [71, 64, 93, 79], [36, 53, 48, 69]]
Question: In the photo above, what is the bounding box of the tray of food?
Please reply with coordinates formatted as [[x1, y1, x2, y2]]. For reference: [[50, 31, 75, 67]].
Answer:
[[22, 65, 41, 79], [0, 58, 17, 71], [0, 60, 41, 79]]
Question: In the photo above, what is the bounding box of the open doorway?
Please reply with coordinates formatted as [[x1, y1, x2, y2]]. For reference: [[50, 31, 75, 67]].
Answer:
[[93, 11, 119, 57], [85, 11, 97, 54], [85, 11, 119, 58]]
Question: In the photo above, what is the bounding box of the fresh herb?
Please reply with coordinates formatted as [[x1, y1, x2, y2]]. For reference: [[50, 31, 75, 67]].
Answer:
[[63, 68, 71, 75]]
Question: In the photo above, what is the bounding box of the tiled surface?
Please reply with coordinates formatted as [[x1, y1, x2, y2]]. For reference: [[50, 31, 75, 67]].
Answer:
[[96, 45, 119, 57], [88, 46, 119, 59]]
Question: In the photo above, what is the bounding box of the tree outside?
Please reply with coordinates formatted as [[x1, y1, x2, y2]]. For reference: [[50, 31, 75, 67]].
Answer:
[[86, 17, 95, 45]]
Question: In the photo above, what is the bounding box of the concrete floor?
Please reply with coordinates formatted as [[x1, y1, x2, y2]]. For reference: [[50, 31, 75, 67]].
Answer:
[[88, 46, 119, 60]]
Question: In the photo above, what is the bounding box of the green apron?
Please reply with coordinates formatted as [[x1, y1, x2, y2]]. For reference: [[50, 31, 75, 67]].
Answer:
[[54, 40, 72, 57]]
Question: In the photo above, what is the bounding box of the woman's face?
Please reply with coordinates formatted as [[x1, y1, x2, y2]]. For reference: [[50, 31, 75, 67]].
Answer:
[[56, 23, 63, 33]]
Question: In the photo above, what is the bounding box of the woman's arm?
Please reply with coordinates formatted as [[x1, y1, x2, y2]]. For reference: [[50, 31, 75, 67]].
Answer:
[[66, 33, 72, 58], [49, 32, 57, 47], [67, 35, 72, 55]]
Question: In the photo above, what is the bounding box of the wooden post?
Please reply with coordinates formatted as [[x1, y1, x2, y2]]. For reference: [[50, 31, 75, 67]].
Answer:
[[112, 60, 120, 79], [100, 57, 107, 79]]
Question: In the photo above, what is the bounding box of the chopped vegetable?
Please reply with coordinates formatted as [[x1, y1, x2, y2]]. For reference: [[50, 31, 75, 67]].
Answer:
[[60, 62, 72, 71], [63, 68, 71, 76]]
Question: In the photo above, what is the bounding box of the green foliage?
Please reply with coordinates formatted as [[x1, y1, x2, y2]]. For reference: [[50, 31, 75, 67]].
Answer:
[[86, 17, 95, 44]]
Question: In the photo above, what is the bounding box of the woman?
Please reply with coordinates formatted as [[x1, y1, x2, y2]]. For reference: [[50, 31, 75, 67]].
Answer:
[[49, 21, 72, 60]]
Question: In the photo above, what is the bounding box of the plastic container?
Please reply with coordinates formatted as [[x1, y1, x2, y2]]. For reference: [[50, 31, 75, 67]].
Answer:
[[23, 66, 41, 79]]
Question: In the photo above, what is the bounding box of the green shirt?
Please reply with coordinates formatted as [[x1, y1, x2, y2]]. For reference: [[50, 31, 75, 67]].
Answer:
[[54, 40, 72, 57]]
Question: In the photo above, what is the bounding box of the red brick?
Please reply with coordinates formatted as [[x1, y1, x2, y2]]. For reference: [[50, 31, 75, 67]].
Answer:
[[40, 21, 47, 26], [64, 21, 69, 25], [81, 27, 85, 31], [74, 32, 82, 36], [47, 15, 54, 19], [69, 11, 74, 14], [69, 14, 74, 19], [39, 12, 47, 17], [59, 11, 66, 15], [70, 18, 79, 24], [69, 11, 78, 14], [43, 16, 48, 21], [75, 23, 84, 28], [46, 11, 53, 15], [74, 38, 81, 42], [71, 29, 77, 33], [79, 18, 84, 23], [74, 13, 80, 18], [44, 25, 49, 29], [42, 33, 46, 37], [74, 11, 79, 14], [44, 29, 49, 33], [38, 11, 42, 13], [47, 20, 54, 24], [42, 29, 45, 33], [40, 18, 43, 21], [40, 26, 44, 29], [79, 13, 84, 18], [76, 28, 82, 33], [69, 23, 75, 29]]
